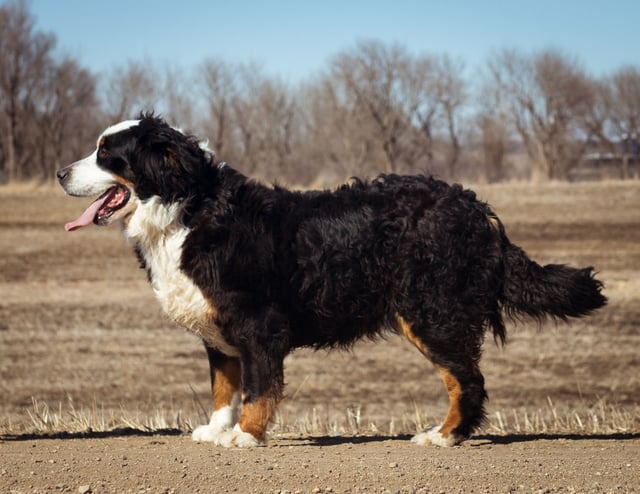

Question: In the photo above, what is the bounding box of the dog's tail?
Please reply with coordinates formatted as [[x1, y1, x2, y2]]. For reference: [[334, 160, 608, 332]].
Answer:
[[496, 220, 607, 323]]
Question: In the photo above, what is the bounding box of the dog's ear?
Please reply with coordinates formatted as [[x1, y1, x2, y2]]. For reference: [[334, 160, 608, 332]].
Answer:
[[132, 117, 209, 202]]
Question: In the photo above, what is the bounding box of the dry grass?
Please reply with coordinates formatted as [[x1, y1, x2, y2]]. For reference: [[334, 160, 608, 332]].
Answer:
[[17, 397, 190, 435], [4, 397, 638, 439]]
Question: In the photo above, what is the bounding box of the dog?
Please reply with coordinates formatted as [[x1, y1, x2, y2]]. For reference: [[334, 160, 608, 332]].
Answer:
[[57, 114, 606, 447]]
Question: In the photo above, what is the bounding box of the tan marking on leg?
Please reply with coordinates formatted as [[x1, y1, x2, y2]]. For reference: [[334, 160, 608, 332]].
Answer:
[[213, 358, 241, 411], [237, 395, 278, 441], [397, 315, 431, 359], [434, 365, 463, 437], [397, 315, 463, 440]]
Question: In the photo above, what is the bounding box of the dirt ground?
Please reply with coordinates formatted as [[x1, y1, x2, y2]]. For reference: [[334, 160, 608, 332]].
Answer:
[[1, 181, 640, 493], [2, 434, 639, 493]]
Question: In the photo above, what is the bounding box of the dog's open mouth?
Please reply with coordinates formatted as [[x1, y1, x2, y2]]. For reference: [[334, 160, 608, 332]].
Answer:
[[65, 185, 130, 231]]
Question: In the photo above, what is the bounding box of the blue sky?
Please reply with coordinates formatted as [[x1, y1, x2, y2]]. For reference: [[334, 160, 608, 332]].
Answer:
[[28, 0, 640, 82]]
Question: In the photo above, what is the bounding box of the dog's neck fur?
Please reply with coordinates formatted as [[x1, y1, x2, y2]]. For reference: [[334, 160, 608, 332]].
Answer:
[[124, 197, 182, 244], [122, 196, 239, 356]]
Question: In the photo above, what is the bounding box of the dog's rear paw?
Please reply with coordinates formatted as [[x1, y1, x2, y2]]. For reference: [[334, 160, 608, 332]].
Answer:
[[215, 425, 264, 448], [411, 425, 462, 447]]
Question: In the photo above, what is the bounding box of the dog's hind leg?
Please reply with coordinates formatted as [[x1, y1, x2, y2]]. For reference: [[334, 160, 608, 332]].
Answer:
[[411, 360, 487, 447], [398, 316, 487, 447], [192, 345, 242, 442]]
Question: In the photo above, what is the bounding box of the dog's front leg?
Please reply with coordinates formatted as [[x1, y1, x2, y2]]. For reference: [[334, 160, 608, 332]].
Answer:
[[215, 349, 284, 448], [192, 346, 242, 442], [215, 310, 289, 447]]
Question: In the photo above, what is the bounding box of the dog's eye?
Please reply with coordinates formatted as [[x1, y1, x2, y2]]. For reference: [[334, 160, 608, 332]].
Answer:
[[98, 147, 109, 159]]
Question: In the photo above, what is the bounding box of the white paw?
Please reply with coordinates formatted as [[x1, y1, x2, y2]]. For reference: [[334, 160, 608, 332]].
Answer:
[[192, 423, 229, 442], [215, 424, 263, 448], [192, 405, 238, 442], [411, 425, 461, 447]]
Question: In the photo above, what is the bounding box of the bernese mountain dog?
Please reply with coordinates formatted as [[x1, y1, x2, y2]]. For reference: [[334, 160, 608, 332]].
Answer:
[[57, 114, 606, 447]]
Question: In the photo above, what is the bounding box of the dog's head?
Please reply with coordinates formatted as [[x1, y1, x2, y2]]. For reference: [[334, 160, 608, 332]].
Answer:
[[57, 115, 215, 232]]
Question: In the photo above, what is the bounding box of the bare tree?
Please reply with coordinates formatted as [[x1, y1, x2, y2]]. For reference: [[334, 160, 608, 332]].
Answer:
[[329, 41, 417, 174], [472, 75, 516, 182], [197, 61, 302, 182], [596, 66, 640, 177], [323, 41, 468, 179], [197, 59, 238, 160], [477, 114, 510, 182], [103, 60, 157, 122], [488, 48, 595, 180], [606, 66, 640, 140], [37, 58, 99, 176], [161, 65, 196, 131], [231, 65, 299, 181], [406, 55, 439, 170], [11, 0, 640, 187], [0, 0, 54, 182], [298, 77, 379, 184], [583, 79, 613, 148], [432, 55, 466, 175]]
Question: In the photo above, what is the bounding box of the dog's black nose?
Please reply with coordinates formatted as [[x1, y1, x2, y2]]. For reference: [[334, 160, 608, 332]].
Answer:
[[56, 167, 70, 183]]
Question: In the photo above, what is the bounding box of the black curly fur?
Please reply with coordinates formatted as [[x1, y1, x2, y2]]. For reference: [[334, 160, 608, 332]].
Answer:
[[73, 115, 608, 442]]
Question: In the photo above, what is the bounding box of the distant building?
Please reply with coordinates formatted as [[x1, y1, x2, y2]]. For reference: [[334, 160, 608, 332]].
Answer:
[[570, 135, 640, 180]]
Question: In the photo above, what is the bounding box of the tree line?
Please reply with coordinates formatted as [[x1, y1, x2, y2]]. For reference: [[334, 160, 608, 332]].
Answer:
[[2, 0, 639, 186]]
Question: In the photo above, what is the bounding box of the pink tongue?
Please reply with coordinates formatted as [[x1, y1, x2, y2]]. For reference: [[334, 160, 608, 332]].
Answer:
[[64, 197, 105, 232]]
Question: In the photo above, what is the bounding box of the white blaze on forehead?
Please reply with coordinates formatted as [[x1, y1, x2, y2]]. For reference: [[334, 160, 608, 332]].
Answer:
[[98, 119, 141, 144]]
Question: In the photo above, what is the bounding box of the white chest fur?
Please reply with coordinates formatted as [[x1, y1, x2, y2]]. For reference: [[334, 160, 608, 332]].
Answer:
[[124, 198, 239, 356]]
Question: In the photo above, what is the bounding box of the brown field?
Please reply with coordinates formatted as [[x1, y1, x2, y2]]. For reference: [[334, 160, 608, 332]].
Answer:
[[1, 181, 639, 493]]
